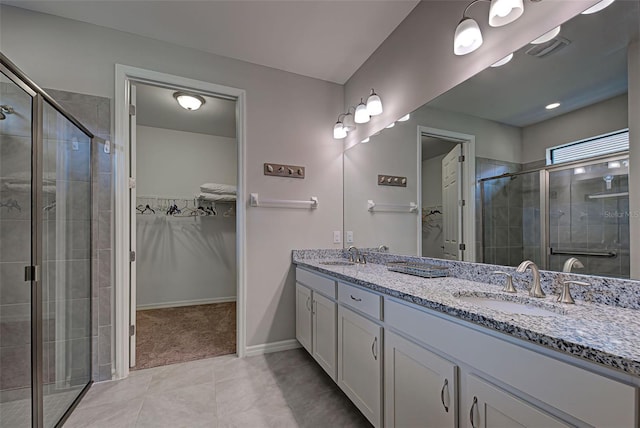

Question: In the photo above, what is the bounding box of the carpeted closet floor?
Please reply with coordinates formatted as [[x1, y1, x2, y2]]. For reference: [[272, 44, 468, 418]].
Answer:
[[134, 302, 236, 370]]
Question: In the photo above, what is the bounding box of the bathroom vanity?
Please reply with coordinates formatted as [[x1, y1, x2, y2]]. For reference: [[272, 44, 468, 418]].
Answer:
[[293, 250, 640, 428]]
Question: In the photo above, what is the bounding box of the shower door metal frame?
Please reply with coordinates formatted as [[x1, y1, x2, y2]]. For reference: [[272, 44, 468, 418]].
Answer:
[[0, 53, 95, 428]]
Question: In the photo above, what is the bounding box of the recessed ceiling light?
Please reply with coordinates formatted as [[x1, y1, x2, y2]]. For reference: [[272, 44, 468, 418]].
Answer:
[[574, 167, 586, 175], [490, 53, 514, 67], [386, 122, 395, 129], [545, 102, 561, 110], [530, 26, 561, 45], [361, 137, 370, 143], [581, 0, 615, 15], [173, 92, 206, 111], [398, 114, 411, 122]]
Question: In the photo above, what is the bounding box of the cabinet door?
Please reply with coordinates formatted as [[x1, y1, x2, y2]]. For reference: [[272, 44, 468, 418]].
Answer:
[[466, 375, 569, 428], [296, 283, 313, 354], [338, 306, 382, 427], [312, 292, 337, 380], [385, 331, 457, 428]]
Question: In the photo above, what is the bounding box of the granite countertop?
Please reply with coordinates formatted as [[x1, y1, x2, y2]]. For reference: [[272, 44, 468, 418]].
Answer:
[[294, 257, 640, 378]]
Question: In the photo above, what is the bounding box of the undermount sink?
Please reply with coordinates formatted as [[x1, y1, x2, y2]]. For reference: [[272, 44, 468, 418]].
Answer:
[[453, 292, 565, 317], [319, 260, 355, 266]]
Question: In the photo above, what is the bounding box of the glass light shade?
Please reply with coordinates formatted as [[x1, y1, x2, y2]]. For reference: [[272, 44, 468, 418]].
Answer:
[[385, 122, 395, 129], [354, 100, 370, 124], [342, 112, 356, 132], [397, 114, 410, 122], [174, 92, 205, 111], [366, 90, 383, 116], [454, 18, 483, 55], [488, 0, 524, 27], [581, 0, 615, 14], [333, 122, 347, 139], [490, 53, 514, 67], [361, 137, 370, 143], [530, 26, 561, 45]]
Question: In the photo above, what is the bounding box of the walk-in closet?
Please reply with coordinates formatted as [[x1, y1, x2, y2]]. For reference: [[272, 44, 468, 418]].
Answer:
[[130, 82, 237, 369]]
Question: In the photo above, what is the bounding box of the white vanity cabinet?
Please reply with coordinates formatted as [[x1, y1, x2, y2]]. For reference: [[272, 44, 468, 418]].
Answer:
[[295, 269, 337, 380], [338, 305, 383, 427], [465, 374, 568, 428], [384, 331, 457, 428]]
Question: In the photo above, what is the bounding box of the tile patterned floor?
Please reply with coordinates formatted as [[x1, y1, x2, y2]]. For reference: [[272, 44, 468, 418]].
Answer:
[[63, 349, 372, 428]]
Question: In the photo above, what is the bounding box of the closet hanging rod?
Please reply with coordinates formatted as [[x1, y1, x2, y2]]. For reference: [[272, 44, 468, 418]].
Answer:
[[368, 200, 418, 213], [250, 193, 318, 209]]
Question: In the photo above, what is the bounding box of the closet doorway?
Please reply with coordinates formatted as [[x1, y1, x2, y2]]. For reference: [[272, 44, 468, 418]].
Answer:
[[129, 82, 238, 370]]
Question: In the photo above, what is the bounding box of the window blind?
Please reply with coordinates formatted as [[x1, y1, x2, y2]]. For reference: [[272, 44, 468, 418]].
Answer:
[[546, 129, 629, 165]]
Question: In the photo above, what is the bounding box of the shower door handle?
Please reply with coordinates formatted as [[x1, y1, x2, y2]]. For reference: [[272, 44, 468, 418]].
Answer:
[[24, 265, 40, 282]]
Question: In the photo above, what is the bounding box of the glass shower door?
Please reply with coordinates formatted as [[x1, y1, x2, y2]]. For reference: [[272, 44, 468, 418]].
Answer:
[[548, 156, 630, 278], [0, 70, 34, 427]]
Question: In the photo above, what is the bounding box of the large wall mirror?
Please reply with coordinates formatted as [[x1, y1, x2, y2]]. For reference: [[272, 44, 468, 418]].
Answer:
[[344, 0, 637, 279]]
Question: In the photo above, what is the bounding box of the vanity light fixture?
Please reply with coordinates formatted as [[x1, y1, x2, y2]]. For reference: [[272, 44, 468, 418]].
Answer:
[[545, 102, 561, 110], [488, 0, 524, 27], [354, 98, 371, 124], [361, 137, 371, 143], [173, 92, 205, 111], [530, 26, 561, 44], [490, 53, 514, 67], [454, 17, 484, 55], [386, 122, 396, 129], [343, 107, 356, 132], [581, 0, 615, 14], [398, 113, 411, 122], [333, 114, 347, 140], [366, 89, 383, 116]]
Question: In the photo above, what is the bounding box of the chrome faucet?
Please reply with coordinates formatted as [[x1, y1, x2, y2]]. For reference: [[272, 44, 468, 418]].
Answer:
[[516, 260, 545, 298], [347, 246, 366, 264], [562, 257, 584, 273], [378, 244, 389, 252]]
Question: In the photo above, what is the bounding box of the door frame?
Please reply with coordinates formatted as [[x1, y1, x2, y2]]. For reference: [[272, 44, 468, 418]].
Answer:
[[114, 64, 247, 379], [417, 126, 476, 262]]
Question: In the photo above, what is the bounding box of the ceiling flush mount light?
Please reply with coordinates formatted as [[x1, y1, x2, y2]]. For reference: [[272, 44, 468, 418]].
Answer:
[[173, 92, 205, 111], [545, 102, 561, 110], [530, 26, 561, 45], [354, 98, 371, 124], [581, 0, 615, 14], [490, 53, 514, 67], [398, 114, 411, 122], [489, 0, 524, 27], [454, 18, 483, 55], [366, 89, 383, 116]]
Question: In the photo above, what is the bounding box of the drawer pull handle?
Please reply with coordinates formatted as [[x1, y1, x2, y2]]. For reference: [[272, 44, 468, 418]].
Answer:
[[470, 396, 478, 428], [371, 337, 378, 360], [350, 295, 362, 302], [440, 379, 449, 412]]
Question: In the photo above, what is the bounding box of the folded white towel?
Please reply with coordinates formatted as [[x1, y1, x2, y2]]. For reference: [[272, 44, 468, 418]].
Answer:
[[200, 183, 237, 195], [198, 193, 236, 202]]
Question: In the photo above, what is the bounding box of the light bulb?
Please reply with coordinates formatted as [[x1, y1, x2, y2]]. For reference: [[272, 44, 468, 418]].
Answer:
[[581, 0, 615, 14], [333, 122, 347, 139], [354, 99, 370, 124], [488, 0, 524, 27], [366, 89, 383, 116], [491, 53, 513, 67], [398, 114, 410, 122], [454, 18, 483, 55]]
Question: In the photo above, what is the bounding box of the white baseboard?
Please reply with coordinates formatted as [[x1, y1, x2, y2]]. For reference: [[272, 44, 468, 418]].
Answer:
[[244, 339, 301, 357], [137, 296, 236, 311]]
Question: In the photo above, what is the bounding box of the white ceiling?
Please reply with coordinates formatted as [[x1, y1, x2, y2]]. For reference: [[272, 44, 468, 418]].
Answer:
[[135, 83, 237, 137], [4, 0, 419, 84], [428, 0, 639, 127]]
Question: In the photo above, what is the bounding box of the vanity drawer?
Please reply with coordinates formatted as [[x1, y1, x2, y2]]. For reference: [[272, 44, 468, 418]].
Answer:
[[338, 282, 381, 320], [296, 267, 336, 299]]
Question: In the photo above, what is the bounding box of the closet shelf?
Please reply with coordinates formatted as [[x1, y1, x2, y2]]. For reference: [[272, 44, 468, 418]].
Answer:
[[250, 193, 318, 209]]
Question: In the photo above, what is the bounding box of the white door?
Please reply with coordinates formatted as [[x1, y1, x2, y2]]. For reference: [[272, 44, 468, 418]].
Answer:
[[129, 84, 137, 367], [295, 283, 313, 354], [466, 375, 568, 428], [384, 331, 457, 428], [442, 144, 463, 260], [312, 292, 337, 380], [338, 306, 382, 427]]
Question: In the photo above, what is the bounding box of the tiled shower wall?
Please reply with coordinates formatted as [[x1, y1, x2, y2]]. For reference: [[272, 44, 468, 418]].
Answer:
[[46, 89, 113, 382]]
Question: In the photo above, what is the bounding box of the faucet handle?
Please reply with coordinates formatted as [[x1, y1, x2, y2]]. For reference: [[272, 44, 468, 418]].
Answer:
[[493, 271, 517, 293], [558, 280, 590, 304], [358, 254, 367, 264]]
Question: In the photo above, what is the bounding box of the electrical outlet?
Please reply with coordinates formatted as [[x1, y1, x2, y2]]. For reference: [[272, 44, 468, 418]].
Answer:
[[346, 231, 354, 243], [104, 140, 111, 154], [333, 231, 341, 244]]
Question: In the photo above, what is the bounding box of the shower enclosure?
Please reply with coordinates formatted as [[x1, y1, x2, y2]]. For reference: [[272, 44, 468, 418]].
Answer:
[[481, 153, 630, 278], [1, 55, 93, 427]]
